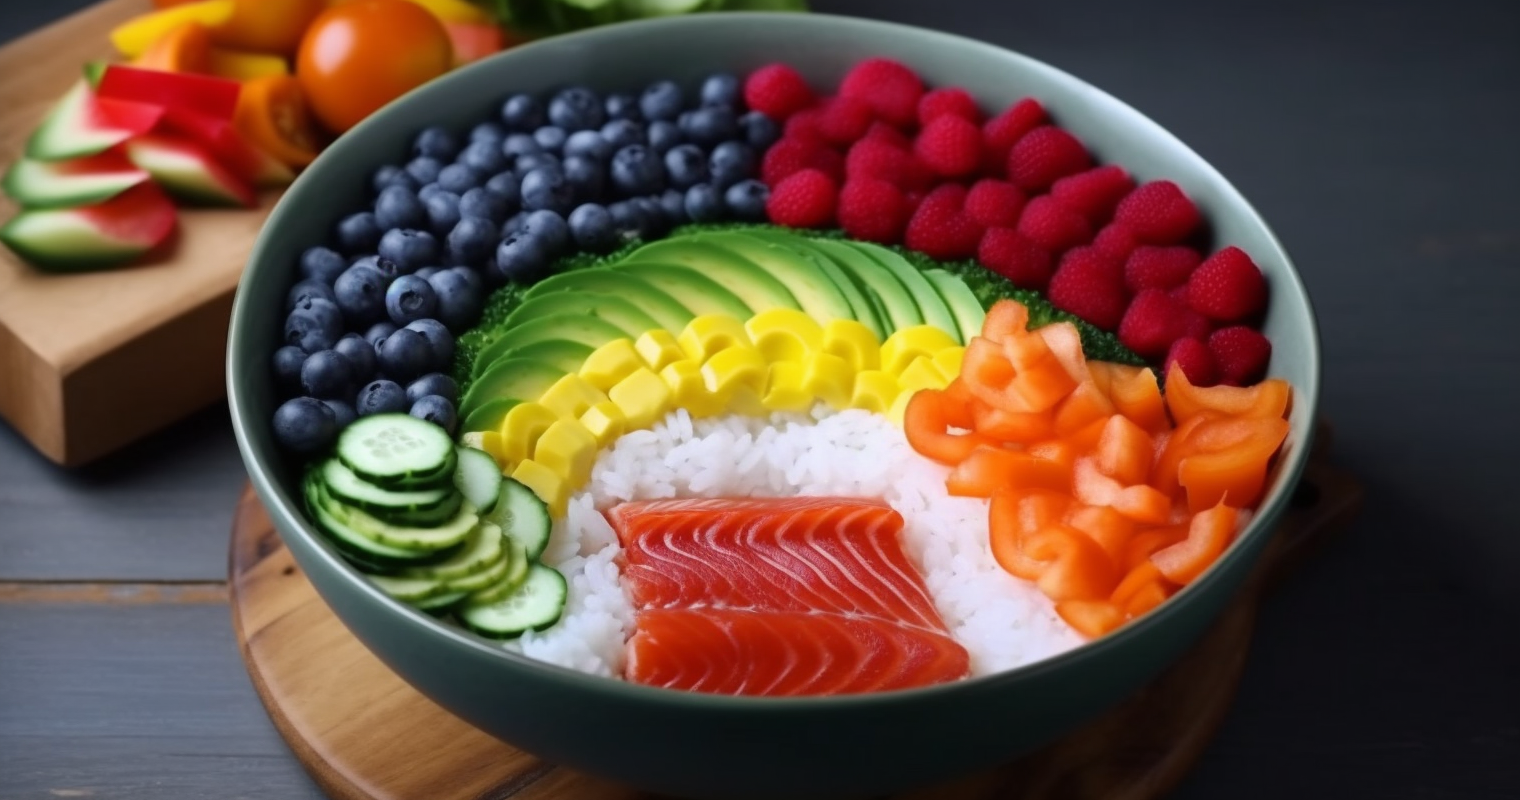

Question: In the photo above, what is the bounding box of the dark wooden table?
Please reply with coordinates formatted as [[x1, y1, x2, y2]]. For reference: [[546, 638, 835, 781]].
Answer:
[[3, 1, 1519, 798]]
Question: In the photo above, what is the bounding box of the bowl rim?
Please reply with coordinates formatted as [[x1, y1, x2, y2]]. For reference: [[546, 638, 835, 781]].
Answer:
[[228, 10, 1322, 711]]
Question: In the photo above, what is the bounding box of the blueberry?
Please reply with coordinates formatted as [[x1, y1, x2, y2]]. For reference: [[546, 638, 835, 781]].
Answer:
[[515, 152, 560, 175], [405, 318, 455, 366], [681, 106, 738, 148], [568, 203, 618, 253], [272, 345, 307, 394], [658, 188, 688, 226], [604, 92, 642, 122], [407, 373, 459, 405], [600, 119, 645, 151], [377, 228, 438, 274], [405, 156, 444, 185], [436, 163, 482, 194], [608, 201, 649, 239], [447, 216, 498, 266], [725, 179, 770, 221], [375, 185, 427, 230], [285, 297, 344, 352], [520, 167, 574, 214], [709, 140, 756, 188], [632, 196, 669, 236], [409, 395, 457, 435], [522, 209, 570, 255], [427, 268, 484, 331], [332, 264, 389, 325], [363, 321, 397, 347], [423, 190, 462, 236], [356, 379, 409, 416], [739, 110, 780, 150], [664, 144, 709, 189], [470, 120, 507, 144], [639, 80, 683, 122], [610, 145, 664, 196], [300, 349, 353, 399], [501, 93, 545, 132], [385, 275, 438, 326], [336, 212, 382, 254], [414, 266, 441, 281], [549, 86, 605, 131], [500, 212, 526, 237], [484, 171, 521, 205], [272, 397, 337, 455], [458, 139, 509, 176], [533, 125, 567, 153], [647, 120, 681, 154], [376, 328, 433, 383], [493, 230, 550, 284], [371, 257, 401, 282], [700, 72, 741, 109], [413, 125, 459, 160], [458, 187, 508, 224], [287, 279, 336, 311], [450, 264, 484, 295], [299, 246, 347, 284], [684, 183, 723, 223], [322, 399, 358, 429], [417, 182, 447, 203], [372, 164, 418, 195], [561, 155, 604, 204], [502, 133, 542, 158], [334, 332, 377, 379], [563, 130, 611, 162]]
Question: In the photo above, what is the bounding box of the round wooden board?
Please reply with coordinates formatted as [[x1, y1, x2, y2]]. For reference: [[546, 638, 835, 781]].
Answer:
[[230, 437, 1361, 800]]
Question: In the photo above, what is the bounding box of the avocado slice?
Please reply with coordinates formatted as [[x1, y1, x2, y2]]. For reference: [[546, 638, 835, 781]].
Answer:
[[772, 236, 891, 339], [604, 263, 752, 319], [848, 242, 962, 342], [494, 340, 595, 375], [692, 230, 865, 332], [461, 398, 522, 434], [500, 292, 660, 341], [801, 238, 922, 333], [623, 239, 800, 315], [524, 270, 695, 333], [473, 315, 630, 380], [922, 268, 987, 345], [460, 359, 564, 420]]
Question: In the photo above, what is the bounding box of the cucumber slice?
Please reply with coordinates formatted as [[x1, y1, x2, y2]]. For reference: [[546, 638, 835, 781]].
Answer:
[[403, 523, 505, 581], [445, 551, 511, 593], [415, 591, 468, 613], [2, 152, 149, 210], [321, 458, 454, 515], [342, 499, 478, 552], [338, 414, 456, 489], [304, 474, 436, 564], [483, 478, 552, 561], [466, 535, 529, 605], [369, 574, 450, 603], [375, 491, 465, 529], [460, 564, 567, 639], [453, 446, 503, 514]]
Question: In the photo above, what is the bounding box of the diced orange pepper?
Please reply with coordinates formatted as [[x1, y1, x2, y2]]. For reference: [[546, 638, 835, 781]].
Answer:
[[1067, 416, 1113, 455], [1067, 504, 1134, 566], [1152, 502, 1239, 585], [1026, 439, 1076, 472], [1096, 413, 1155, 486], [1035, 321, 1089, 383], [1053, 381, 1116, 437], [947, 446, 1072, 497], [1121, 582, 1171, 618], [1151, 413, 1211, 498], [981, 299, 1029, 342], [1177, 416, 1290, 511], [1124, 524, 1189, 572], [962, 336, 1024, 412], [1110, 484, 1173, 524], [1086, 360, 1117, 401], [1009, 357, 1078, 412], [1164, 364, 1292, 424], [972, 403, 1052, 443], [132, 20, 213, 72], [902, 388, 994, 465], [1024, 526, 1119, 601], [1110, 562, 1166, 608], [233, 74, 321, 167], [1055, 599, 1126, 638], [1002, 329, 1055, 371], [1109, 365, 1168, 434], [989, 493, 1043, 580]]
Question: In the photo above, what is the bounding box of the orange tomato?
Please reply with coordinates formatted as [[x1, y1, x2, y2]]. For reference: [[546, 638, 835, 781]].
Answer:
[[212, 0, 327, 55], [234, 75, 323, 168], [296, 0, 453, 134]]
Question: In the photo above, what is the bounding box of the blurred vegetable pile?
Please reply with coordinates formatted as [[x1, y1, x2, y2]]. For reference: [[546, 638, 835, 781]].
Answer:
[[479, 0, 807, 37]]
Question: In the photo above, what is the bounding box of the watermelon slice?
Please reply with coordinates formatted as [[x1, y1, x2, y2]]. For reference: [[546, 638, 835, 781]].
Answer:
[[25, 80, 165, 162], [3, 150, 151, 209], [0, 183, 178, 273], [123, 134, 255, 208], [161, 107, 293, 188], [96, 64, 240, 121]]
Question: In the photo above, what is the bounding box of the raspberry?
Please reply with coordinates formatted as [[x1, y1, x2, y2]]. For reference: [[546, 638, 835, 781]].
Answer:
[[904, 184, 985, 261], [1165, 337, 1218, 387], [744, 63, 816, 120], [845, 138, 931, 191], [1186, 246, 1267, 322], [839, 58, 924, 128], [1046, 247, 1128, 330], [1207, 325, 1272, 385], [864, 121, 912, 149], [978, 227, 1054, 290], [783, 107, 826, 144], [982, 98, 1048, 169], [1124, 245, 1201, 293], [964, 179, 1025, 229], [1051, 165, 1135, 223], [818, 95, 875, 146], [762, 138, 843, 185], [1180, 305, 1214, 341], [913, 115, 983, 178], [918, 87, 983, 126], [837, 178, 910, 244], [1117, 289, 1186, 359], [1006, 125, 1091, 192], [1113, 180, 1201, 244], [1092, 223, 1140, 261], [1016, 195, 1093, 253], [766, 168, 839, 229]]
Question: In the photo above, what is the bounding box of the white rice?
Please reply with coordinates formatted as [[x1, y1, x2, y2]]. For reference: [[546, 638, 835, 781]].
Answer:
[[505, 404, 1084, 678]]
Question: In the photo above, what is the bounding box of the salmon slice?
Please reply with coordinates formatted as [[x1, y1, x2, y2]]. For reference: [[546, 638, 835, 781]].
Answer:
[[606, 497, 948, 633], [626, 608, 971, 696]]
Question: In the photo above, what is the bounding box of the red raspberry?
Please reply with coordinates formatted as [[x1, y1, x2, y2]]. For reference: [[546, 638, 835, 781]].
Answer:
[[978, 227, 1053, 290], [744, 64, 815, 120], [1046, 247, 1128, 330], [982, 98, 1048, 170], [904, 189, 926, 217], [1179, 304, 1214, 341], [904, 184, 985, 261], [913, 115, 983, 178], [761, 138, 843, 185], [845, 138, 931, 191], [1091, 223, 1141, 262], [1207, 325, 1272, 386], [1117, 289, 1186, 359], [1165, 337, 1218, 387], [864, 121, 911, 148], [783, 106, 826, 144], [1016, 195, 1093, 253], [1051, 165, 1135, 223], [818, 95, 875, 146], [839, 58, 924, 128], [1113, 180, 1201, 244], [837, 178, 910, 244], [1006, 125, 1091, 192], [964, 179, 1025, 229], [918, 87, 983, 126], [1186, 246, 1267, 322], [1124, 245, 1202, 293], [767, 168, 839, 229]]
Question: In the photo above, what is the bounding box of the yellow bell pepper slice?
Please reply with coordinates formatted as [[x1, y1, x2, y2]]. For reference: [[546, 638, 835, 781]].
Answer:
[[849, 370, 900, 414], [634, 329, 685, 373], [533, 420, 599, 487], [701, 346, 767, 416], [931, 345, 965, 379], [401, 0, 494, 24], [897, 355, 951, 394], [579, 338, 642, 392], [880, 326, 959, 375], [761, 361, 813, 413], [497, 402, 559, 467], [111, 0, 234, 59], [538, 374, 609, 421], [744, 309, 822, 363], [579, 401, 627, 448], [678, 314, 751, 363], [801, 352, 854, 409], [609, 367, 673, 429], [886, 388, 917, 427], [510, 459, 569, 517], [208, 48, 289, 80], [820, 319, 881, 372], [659, 359, 725, 418]]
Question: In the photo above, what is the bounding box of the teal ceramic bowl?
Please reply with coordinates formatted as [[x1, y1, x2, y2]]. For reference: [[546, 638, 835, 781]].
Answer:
[[228, 12, 1319, 799]]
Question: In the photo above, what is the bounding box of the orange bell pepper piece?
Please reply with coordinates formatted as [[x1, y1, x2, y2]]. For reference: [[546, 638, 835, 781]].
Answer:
[[1110, 484, 1173, 525], [1177, 416, 1290, 511], [233, 74, 321, 168], [1052, 380, 1116, 437], [1164, 364, 1292, 424], [1025, 526, 1119, 601], [1035, 321, 1089, 383], [1026, 439, 1076, 472], [946, 446, 1072, 497], [132, 20, 213, 73], [962, 336, 1023, 412], [1123, 524, 1189, 572], [981, 299, 1030, 342], [1151, 502, 1240, 585], [1109, 364, 1168, 434], [988, 493, 1045, 581], [1150, 413, 1210, 498], [1055, 599, 1126, 638], [972, 404, 1052, 443], [1002, 327, 1055, 371], [902, 388, 994, 465], [1096, 413, 1155, 486], [1067, 504, 1135, 566], [1009, 356, 1078, 412]]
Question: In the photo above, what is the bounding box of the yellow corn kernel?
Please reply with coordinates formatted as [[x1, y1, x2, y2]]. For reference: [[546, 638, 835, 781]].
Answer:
[[609, 367, 674, 429], [886, 387, 916, 427], [850, 370, 900, 415], [932, 346, 965, 380], [497, 403, 559, 466], [510, 459, 569, 518], [678, 314, 751, 362], [898, 355, 950, 394], [660, 359, 725, 418], [801, 351, 855, 409], [533, 419, 599, 487], [880, 325, 959, 375], [634, 329, 685, 372], [538, 374, 609, 421], [701, 346, 767, 416], [578, 338, 642, 392], [820, 319, 881, 372], [761, 361, 812, 413], [579, 401, 626, 448], [744, 309, 823, 363]]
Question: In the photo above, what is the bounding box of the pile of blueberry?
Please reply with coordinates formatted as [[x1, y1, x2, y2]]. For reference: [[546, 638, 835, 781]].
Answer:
[[269, 73, 782, 456]]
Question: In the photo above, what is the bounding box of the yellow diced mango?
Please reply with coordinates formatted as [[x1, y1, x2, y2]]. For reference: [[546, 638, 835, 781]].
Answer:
[[472, 431, 508, 469], [932, 346, 965, 379], [761, 361, 813, 412], [659, 359, 725, 418], [886, 388, 916, 427], [701, 346, 767, 416], [510, 459, 569, 517], [579, 401, 626, 448], [820, 319, 881, 372], [849, 370, 900, 415], [801, 351, 855, 409], [881, 326, 959, 375], [578, 338, 642, 392], [609, 367, 673, 429], [538, 374, 609, 421], [744, 309, 823, 363], [678, 314, 751, 362], [533, 419, 599, 486], [897, 355, 951, 394], [634, 329, 685, 372], [497, 403, 559, 466]]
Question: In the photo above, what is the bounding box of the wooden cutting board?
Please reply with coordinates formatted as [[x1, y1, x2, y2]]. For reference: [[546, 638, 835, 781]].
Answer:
[[0, 0, 282, 466]]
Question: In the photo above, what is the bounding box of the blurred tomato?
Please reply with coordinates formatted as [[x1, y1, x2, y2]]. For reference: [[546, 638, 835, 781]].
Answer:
[[296, 0, 453, 134], [212, 0, 327, 54]]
